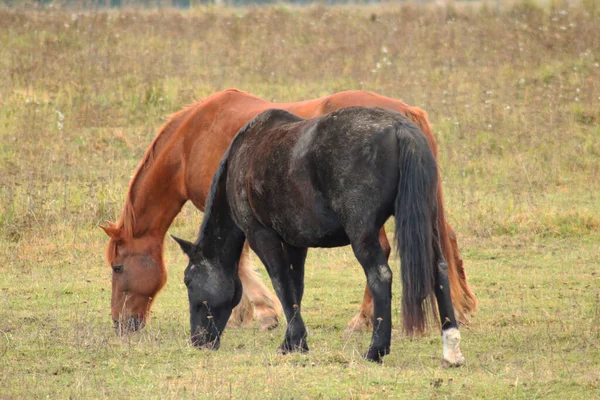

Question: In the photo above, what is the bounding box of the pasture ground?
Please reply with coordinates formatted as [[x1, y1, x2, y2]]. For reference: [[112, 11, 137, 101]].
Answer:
[[1, 1, 599, 398]]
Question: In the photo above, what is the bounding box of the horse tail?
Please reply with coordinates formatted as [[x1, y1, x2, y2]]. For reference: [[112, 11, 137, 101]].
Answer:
[[404, 106, 478, 322], [394, 120, 439, 336]]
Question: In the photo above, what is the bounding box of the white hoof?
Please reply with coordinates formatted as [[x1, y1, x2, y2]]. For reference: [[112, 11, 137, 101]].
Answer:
[[441, 328, 465, 368]]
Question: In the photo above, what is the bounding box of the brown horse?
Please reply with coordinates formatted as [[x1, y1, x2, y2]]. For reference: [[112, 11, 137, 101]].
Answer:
[[101, 89, 477, 332]]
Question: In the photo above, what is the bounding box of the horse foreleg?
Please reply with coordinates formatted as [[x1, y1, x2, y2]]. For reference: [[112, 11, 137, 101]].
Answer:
[[247, 229, 309, 354], [346, 227, 391, 333], [233, 241, 282, 330]]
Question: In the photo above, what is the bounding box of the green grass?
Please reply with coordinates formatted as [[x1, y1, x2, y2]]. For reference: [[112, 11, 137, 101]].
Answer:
[[1, 1, 599, 398]]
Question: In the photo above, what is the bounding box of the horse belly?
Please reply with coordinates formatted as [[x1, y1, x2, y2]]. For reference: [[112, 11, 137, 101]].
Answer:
[[263, 191, 350, 248], [275, 211, 350, 249]]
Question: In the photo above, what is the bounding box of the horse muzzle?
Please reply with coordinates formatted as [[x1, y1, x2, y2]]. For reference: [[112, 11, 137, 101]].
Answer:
[[191, 330, 220, 350], [113, 316, 146, 333]]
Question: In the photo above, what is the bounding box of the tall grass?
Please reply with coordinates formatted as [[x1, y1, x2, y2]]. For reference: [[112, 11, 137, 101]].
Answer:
[[1, 2, 599, 398]]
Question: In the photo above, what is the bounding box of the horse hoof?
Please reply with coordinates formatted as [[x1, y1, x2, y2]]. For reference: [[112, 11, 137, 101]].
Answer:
[[441, 355, 465, 368], [345, 314, 371, 334], [259, 316, 279, 331], [454, 307, 471, 326], [226, 319, 241, 328], [279, 340, 309, 355], [363, 346, 389, 364], [362, 351, 383, 364], [441, 328, 464, 368]]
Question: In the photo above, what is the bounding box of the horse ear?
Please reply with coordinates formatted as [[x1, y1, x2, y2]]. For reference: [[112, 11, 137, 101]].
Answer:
[[170, 235, 194, 256], [100, 223, 122, 241]]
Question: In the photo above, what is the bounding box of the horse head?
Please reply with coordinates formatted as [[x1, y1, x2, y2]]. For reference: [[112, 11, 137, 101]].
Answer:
[[101, 222, 167, 333], [171, 235, 242, 350]]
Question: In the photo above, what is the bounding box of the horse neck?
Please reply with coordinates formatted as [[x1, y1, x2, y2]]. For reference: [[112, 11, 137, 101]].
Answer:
[[197, 174, 245, 273], [118, 111, 192, 242], [122, 170, 187, 241]]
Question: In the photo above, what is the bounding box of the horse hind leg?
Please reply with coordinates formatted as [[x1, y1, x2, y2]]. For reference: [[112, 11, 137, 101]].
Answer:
[[433, 235, 465, 368], [228, 289, 253, 328], [446, 224, 478, 324], [348, 230, 393, 363], [346, 227, 390, 333], [345, 285, 373, 333], [232, 241, 282, 330], [281, 244, 309, 354]]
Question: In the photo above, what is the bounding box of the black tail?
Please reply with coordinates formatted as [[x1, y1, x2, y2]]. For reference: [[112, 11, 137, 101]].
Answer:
[[394, 121, 439, 336]]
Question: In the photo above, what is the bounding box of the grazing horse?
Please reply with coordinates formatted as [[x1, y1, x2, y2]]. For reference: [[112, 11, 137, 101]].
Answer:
[[172, 107, 465, 366], [100, 89, 477, 333]]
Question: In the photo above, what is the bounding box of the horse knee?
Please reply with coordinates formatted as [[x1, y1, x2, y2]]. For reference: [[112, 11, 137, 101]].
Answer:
[[367, 264, 392, 294], [435, 261, 449, 284], [378, 264, 392, 282], [438, 260, 449, 275]]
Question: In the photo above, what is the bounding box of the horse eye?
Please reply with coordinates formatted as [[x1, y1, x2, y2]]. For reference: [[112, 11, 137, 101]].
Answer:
[[112, 265, 123, 274]]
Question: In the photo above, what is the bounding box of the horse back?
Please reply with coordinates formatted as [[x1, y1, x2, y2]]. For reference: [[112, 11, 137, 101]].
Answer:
[[227, 107, 413, 248], [312, 91, 437, 156]]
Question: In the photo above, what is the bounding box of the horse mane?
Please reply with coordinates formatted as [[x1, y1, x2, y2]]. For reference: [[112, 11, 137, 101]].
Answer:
[[115, 102, 203, 242]]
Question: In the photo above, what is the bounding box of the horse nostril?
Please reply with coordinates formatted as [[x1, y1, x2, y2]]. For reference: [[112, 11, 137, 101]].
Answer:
[[128, 317, 145, 332]]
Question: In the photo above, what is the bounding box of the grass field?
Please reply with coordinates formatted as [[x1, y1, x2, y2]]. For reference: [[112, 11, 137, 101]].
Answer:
[[1, 1, 599, 398]]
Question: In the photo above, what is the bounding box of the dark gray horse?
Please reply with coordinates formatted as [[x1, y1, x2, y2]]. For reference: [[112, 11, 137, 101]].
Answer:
[[172, 107, 464, 365]]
